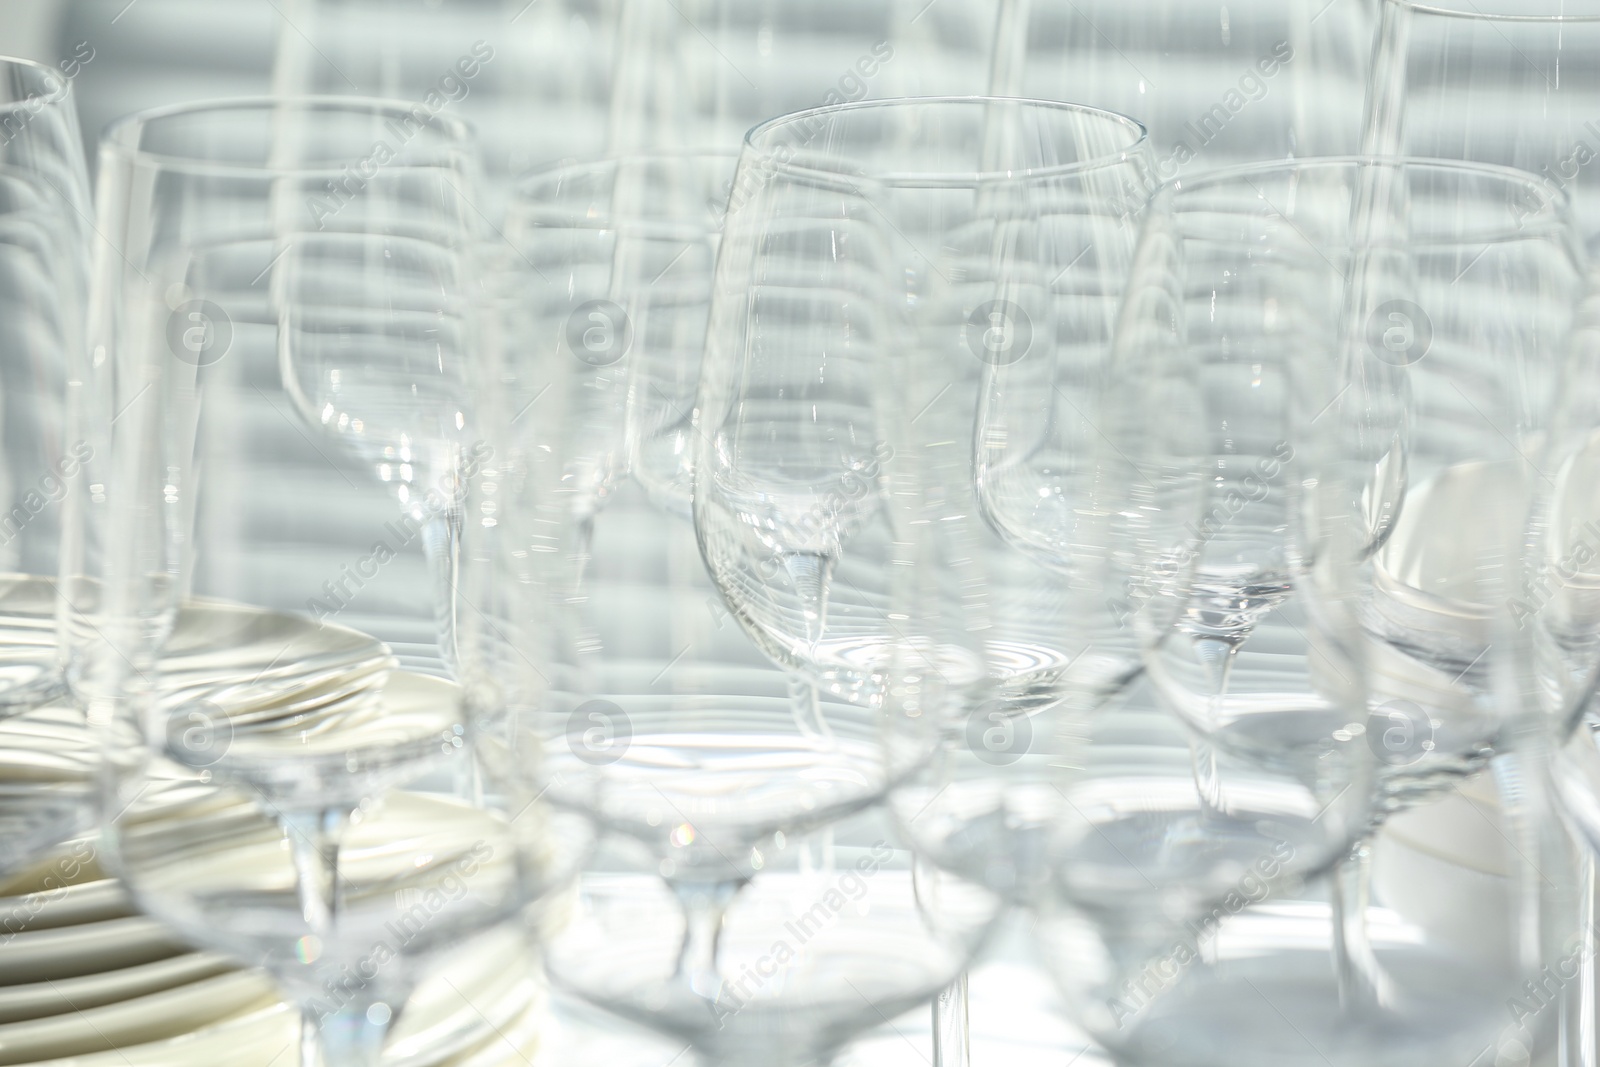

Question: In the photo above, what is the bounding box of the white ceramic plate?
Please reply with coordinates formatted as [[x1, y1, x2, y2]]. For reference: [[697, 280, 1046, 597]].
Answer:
[[0, 836, 547, 1067]]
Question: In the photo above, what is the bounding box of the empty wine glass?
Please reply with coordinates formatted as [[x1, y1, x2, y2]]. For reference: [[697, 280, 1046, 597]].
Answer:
[[1113, 156, 1588, 1019], [543, 809, 1001, 1067], [1362, 0, 1600, 249], [101, 667, 554, 1067], [1313, 157, 1594, 1016], [694, 94, 1156, 1067], [79, 96, 571, 1067], [0, 55, 98, 879], [501, 152, 736, 534], [80, 95, 486, 771], [696, 94, 1155, 765], [1040, 738, 1583, 1067], [481, 146, 940, 1053], [276, 228, 480, 680], [495, 459, 938, 1038]]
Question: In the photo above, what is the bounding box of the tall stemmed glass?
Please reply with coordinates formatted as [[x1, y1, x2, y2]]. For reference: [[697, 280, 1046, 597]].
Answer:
[[1296, 160, 1594, 1063], [86, 96, 486, 899], [1542, 292, 1600, 847], [1361, 8, 1600, 1049], [697, 94, 1155, 813], [1110, 157, 1590, 1020], [502, 153, 735, 565], [277, 228, 479, 679], [486, 150, 969, 1065], [692, 95, 1154, 1067], [1038, 724, 1583, 1067], [82, 97, 553, 1067], [1362, 1, 1600, 248], [75, 100, 479, 682], [267, 108, 481, 680], [0, 54, 98, 878]]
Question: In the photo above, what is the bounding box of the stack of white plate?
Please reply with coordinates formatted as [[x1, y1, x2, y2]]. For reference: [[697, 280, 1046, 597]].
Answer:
[[0, 838, 545, 1066], [0, 701, 95, 882]]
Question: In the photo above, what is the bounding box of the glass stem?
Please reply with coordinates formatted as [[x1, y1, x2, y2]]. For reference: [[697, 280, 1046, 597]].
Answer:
[[779, 551, 836, 743], [569, 512, 598, 594], [1330, 835, 1391, 1014], [932, 971, 971, 1067], [781, 552, 834, 652], [671, 879, 743, 1000], [1189, 634, 1241, 702], [300, 1002, 319, 1067], [1560, 848, 1597, 1067], [420, 507, 462, 679], [283, 807, 349, 932], [913, 856, 970, 1067], [1189, 737, 1227, 819], [302, 999, 398, 1067], [985, 0, 1032, 97], [788, 674, 834, 744]]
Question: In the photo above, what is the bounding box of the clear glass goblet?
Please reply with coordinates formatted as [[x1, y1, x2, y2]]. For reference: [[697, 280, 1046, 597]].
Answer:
[[1362, 0, 1600, 249], [484, 147, 937, 1050], [1109, 157, 1588, 1017], [501, 152, 736, 538], [0, 55, 98, 878], [693, 94, 1156, 1067], [1040, 739, 1582, 1067], [543, 811, 1001, 1067], [697, 95, 1156, 890], [81, 95, 575, 1067]]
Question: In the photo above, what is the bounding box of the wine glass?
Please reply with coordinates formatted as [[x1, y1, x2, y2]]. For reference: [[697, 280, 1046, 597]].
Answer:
[[1110, 156, 1589, 1019], [267, 111, 482, 682], [501, 152, 736, 543], [84, 98, 493, 929], [498, 453, 939, 1042], [79, 96, 569, 1067], [80, 93, 483, 743], [101, 668, 554, 1067], [543, 808, 1001, 1067], [483, 145, 941, 1056], [692, 94, 1156, 1067], [1039, 736, 1584, 1067], [1362, 0, 1600, 250], [0, 55, 92, 713], [1364, 12, 1600, 1048], [696, 94, 1155, 770], [0, 55, 98, 879]]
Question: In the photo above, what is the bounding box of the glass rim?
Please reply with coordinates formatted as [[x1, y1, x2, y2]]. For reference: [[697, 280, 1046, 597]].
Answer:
[[1162, 155, 1575, 243], [742, 95, 1149, 187], [1384, 0, 1600, 21], [99, 95, 477, 177], [0, 54, 71, 116]]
